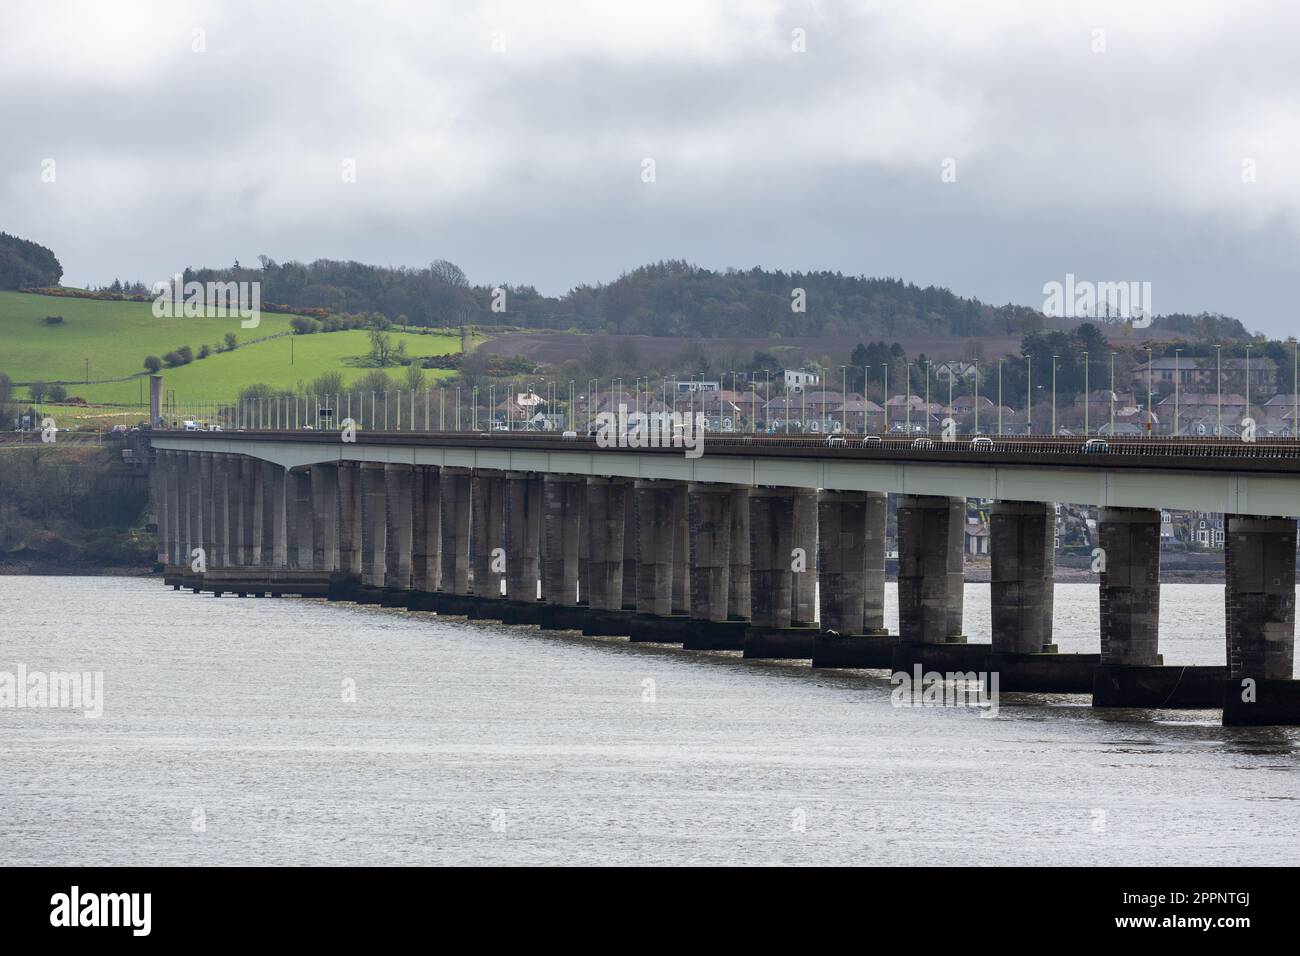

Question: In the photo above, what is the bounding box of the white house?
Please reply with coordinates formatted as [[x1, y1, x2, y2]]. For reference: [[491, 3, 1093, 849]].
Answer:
[[783, 369, 820, 393]]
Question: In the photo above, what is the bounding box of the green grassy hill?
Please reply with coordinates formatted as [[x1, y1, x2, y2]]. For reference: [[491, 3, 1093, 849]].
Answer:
[[0, 291, 463, 403]]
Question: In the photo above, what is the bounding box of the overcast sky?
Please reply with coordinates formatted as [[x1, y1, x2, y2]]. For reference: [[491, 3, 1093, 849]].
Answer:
[[3, 0, 1298, 334]]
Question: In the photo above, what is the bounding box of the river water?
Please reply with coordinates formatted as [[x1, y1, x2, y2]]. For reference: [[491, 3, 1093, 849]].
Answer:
[[1, 576, 1297, 866]]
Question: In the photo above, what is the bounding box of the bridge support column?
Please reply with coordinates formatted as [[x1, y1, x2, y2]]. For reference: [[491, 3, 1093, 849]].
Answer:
[[411, 466, 441, 591], [811, 491, 892, 667], [336, 461, 362, 579], [503, 473, 542, 603], [440, 467, 472, 595], [792, 488, 818, 626], [671, 483, 690, 615], [262, 461, 287, 569], [897, 495, 965, 644], [472, 470, 506, 598], [727, 486, 750, 621], [286, 469, 314, 570], [221, 455, 239, 568], [687, 484, 732, 622], [239, 457, 257, 566], [635, 481, 677, 618], [1092, 506, 1234, 708], [542, 475, 583, 605], [359, 463, 387, 587], [196, 453, 214, 567], [748, 487, 795, 629], [165, 452, 182, 566], [621, 488, 638, 610], [585, 478, 629, 612], [1223, 515, 1300, 725], [384, 464, 414, 591], [310, 463, 339, 572], [816, 491, 869, 636], [219, 455, 237, 567], [990, 501, 1056, 654], [576, 480, 590, 606], [151, 452, 169, 566], [864, 491, 887, 633], [208, 454, 226, 567], [1098, 507, 1161, 666]]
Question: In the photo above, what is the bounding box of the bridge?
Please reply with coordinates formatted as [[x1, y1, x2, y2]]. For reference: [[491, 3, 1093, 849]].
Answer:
[[148, 430, 1300, 725]]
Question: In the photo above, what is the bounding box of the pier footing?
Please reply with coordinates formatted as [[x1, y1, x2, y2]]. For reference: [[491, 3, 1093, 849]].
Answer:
[[1222, 678, 1300, 725], [1091, 664, 1226, 708], [744, 625, 821, 660]]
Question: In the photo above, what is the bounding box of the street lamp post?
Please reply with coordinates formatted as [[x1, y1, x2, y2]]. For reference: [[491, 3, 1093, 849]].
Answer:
[[997, 359, 1003, 436], [1082, 353, 1090, 436], [1174, 348, 1181, 437], [840, 365, 848, 434], [1144, 347, 1154, 436], [1026, 355, 1032, 435], [882, 364, 889, 435], [906, 362, 913, 433], [1051, 354, 1058, 436], [1245, 344, 1253, 427], [924, 361, 931, 434], [1215, 345, 1222, 436], [973, 360, 980, 435], [1109, 352, 1116, 436]]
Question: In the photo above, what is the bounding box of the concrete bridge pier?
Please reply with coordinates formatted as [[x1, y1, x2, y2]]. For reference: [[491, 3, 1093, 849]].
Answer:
[[199, 453, 216, 570], [310, 463, 339, 573], [471, 470, 507, 606], [358, 462, 387, 594], [816, 490, 868, 636], [580, 477, 631, 635], [258, 460, 286, 571], [621, 488, 638, 611], [239, 457, 258, 567], [632, 480, 684, 640], [812, 491, 894, 668], [439, 467, 472, 598], [383, 464, 414, 600], [990, 501, 1055, 654], [410, 466, 441, 592], [222, 455, 241, 569], [163, 452, 181, 568], [671, 483, 691, 617], [1222, 515, 1300, 724], [683, 484, 747, 649], [152, 451, 171, 567], [727, 486, 751, 622], [897, 495, 965, 643], [1090, 506, 1223, 707], [792, 488, 818, 627], [209, 454, 228, 567], [745, 487, 817, 658], [539, 475, 583, 627], [500, 473, 543, 621], [286, 468, 314, 571], [336, 461, 362, 581], [576, 479, 590, 608]]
